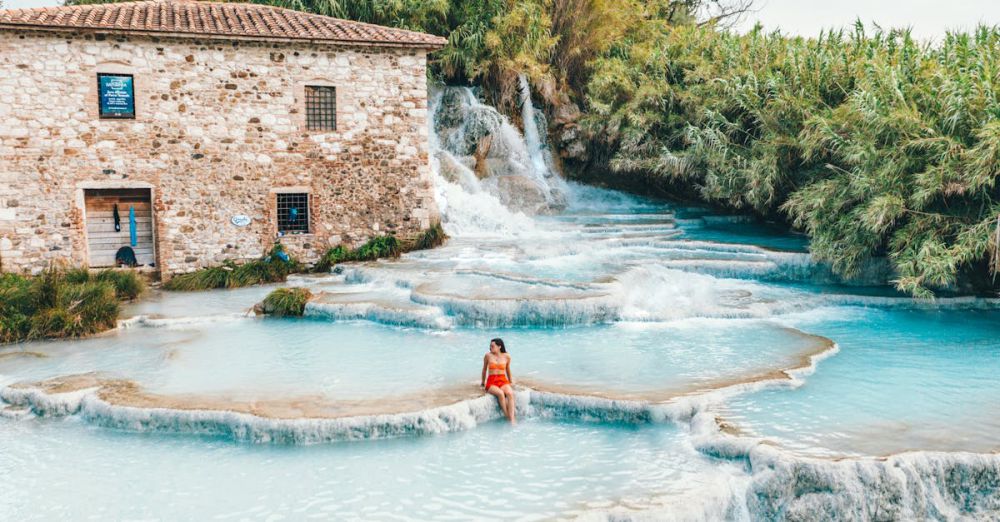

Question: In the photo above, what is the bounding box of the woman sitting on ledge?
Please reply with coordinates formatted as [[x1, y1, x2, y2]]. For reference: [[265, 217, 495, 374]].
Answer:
[[481, 338, 516, 424]]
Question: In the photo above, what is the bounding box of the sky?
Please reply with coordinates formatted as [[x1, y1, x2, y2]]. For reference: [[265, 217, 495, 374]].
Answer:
[[736, 0, 1000, 41], [2, 0, 999, 41]]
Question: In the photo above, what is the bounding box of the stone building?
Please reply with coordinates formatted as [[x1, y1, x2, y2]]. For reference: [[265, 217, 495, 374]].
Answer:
[[0, 0, 445, 276]]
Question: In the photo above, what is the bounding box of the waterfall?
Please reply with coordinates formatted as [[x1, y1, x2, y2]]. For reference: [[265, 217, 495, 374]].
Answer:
[[518, 74, 566, 197], [427, 82, 568, 237]]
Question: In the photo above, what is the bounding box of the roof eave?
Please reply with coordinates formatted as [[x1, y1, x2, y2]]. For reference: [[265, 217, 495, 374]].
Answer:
[[0, 24, 448, 51]]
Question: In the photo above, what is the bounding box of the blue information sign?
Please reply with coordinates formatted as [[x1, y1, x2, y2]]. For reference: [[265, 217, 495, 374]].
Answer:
[[98, 73, 135, 118]]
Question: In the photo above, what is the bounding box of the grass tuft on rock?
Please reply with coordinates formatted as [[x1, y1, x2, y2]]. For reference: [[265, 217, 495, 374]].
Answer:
[[409, 222, 448, 251], [259, 287, 313, 317]]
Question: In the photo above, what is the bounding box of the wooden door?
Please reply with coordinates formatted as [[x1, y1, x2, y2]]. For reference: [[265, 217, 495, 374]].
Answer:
[[84, 189, 155, 267]]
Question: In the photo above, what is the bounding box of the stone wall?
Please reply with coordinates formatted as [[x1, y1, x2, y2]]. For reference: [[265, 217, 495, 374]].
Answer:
[[0, 29, 439, 276]]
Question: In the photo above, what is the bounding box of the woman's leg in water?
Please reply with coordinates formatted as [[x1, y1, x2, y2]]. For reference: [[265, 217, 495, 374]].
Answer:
[[501, 384, 516, 423], [487, 386, 509, 419]]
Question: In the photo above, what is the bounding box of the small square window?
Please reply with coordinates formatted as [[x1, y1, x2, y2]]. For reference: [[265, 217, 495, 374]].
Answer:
[[276, 193, 310, 234], [305, 85, 336, 131], [97, 73, 135, 119]]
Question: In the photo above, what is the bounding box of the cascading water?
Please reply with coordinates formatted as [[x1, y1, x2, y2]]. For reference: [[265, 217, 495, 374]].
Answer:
[[428, 82, 567, 237], [517, 74, 568, 201], [2, 81, 1000, 520]]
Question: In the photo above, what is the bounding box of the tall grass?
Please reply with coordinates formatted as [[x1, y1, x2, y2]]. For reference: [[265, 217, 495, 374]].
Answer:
[[585, 23, 1000, 295], [314, 225, 448, 273], [164, 243, 301, 291], [409, 222, 449, 251], [0, 265, 143, 343], [313, 236, 400, 273]]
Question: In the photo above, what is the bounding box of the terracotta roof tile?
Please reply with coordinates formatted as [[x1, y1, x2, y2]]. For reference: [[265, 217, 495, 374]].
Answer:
[[0, 0, 448, 48]]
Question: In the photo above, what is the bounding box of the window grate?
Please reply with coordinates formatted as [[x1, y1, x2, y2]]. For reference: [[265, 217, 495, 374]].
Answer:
[[305, 85, 336, 131], [276, 193, 310, 234]]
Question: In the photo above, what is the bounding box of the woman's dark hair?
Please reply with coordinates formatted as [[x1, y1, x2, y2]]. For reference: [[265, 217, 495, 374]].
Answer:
[[491, 338, 506, 353]]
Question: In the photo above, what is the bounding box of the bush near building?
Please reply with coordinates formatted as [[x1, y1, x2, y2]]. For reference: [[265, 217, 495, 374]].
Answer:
[[0, 266, 145, 343]]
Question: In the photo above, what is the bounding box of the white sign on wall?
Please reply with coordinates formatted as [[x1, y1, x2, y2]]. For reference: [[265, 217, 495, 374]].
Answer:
[[231, 215, 252, 227]]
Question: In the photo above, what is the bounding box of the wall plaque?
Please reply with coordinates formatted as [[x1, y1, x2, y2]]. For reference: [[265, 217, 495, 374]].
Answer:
[[98, 73, 135, 119]]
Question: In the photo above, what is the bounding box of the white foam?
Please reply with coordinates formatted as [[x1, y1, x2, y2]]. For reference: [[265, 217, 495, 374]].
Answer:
[[305, 301, 453, 330], [119, 313, 251, 329]]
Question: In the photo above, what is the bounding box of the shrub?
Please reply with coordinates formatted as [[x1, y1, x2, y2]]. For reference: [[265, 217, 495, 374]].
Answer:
[[0, 265, 123, 343], [260, 287, 313, 317], [313, 236, 401, 273], [29, 281, 119, 339], [55, 268, 146, 300]]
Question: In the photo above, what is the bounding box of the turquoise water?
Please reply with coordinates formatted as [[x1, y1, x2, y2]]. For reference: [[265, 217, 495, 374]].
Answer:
[[0, 417, 748, 521], [721, 307, 1000, 456], [0, 320, 820, 403]]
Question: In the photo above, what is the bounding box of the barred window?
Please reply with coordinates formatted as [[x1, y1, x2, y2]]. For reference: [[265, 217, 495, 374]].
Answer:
[[305, 85, 336, 131], [276, 193, 310, 234]]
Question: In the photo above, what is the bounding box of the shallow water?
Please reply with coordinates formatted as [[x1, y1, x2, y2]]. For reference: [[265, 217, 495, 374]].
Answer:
[[0, 416, 749, 521], [721, 307, 1000, 456], [0, 319, 822, 403], [3, 86, 1000, 519]]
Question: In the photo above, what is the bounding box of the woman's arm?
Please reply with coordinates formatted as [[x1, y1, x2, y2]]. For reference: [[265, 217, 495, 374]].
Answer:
[[481, 355, 488, 388], [506, 357, 513, 385]]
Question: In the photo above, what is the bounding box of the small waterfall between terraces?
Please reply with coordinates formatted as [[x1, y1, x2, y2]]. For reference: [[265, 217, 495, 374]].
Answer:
[[428, 79, 568, 236]]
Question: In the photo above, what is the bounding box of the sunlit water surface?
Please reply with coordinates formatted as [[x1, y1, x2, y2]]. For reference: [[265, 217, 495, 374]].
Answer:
[[722, 307, 1000, 456]]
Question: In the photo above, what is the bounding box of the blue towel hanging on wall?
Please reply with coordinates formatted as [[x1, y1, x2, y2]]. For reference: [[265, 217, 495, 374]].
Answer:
[[129, 206, 137, 247]]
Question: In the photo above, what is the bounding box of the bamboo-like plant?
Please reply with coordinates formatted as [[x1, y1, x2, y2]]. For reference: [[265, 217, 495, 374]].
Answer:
[[585, 22, 1000, 295]]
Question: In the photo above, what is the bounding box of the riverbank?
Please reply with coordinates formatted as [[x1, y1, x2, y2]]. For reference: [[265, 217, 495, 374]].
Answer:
[[571, 24, 1000, 297]]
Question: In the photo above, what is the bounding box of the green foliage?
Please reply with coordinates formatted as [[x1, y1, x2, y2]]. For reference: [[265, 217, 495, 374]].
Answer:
[[315, 235, 404, 272], [0, 266, 125, 343], [162, 265, 232, 292], [0, 274, 34, 343], [93, 270, 146, 300], [177, 0, 694, 113], [163, 243, 300, 291], [260, 287, 313, 317], [313, 245, 351, 274], [57, 268, 146, 300], [352, 235, 403, 261], [314, 226, 448, 273], [410, 222, 449, 251], [584, 23, 1000, 295]]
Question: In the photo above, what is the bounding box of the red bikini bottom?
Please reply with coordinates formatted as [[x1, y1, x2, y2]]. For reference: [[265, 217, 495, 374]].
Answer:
[[485, 374, 510, 389]]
